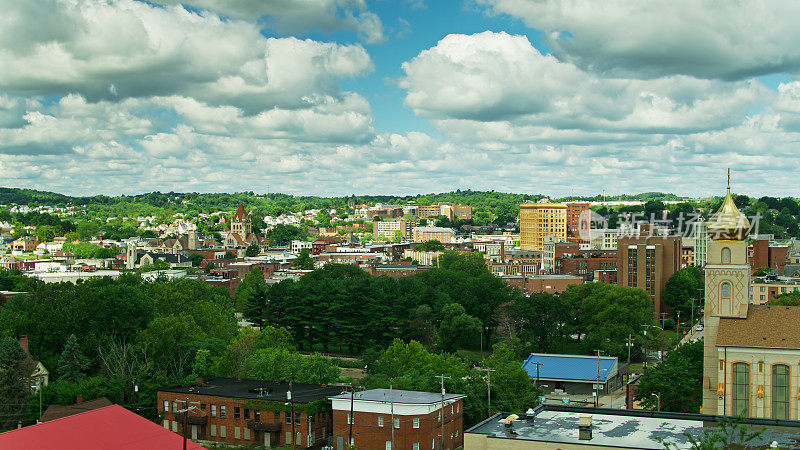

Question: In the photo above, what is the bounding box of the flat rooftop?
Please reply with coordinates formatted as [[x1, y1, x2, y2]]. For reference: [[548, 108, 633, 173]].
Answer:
[[330, 389, 465, 405], [467, 406, 800, 449], [159, 377, 344, 404]]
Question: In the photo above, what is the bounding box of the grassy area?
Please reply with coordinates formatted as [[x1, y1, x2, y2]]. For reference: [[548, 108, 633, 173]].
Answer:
[[456, 349, 486, 362]]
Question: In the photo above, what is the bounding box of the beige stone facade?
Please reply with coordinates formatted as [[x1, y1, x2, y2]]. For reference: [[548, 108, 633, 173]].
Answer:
[[519, 203, 567, 251]]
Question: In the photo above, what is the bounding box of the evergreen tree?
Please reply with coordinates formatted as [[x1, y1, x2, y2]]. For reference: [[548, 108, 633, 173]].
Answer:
[[236, 270, 268, 325], [244, 243, 260, 257], [57, 334, 89, 382], [291, 248, 315, 270], [0, 337, 34, 429]]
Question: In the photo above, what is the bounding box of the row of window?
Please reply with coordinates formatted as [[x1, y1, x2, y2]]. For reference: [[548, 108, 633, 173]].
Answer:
[[729, 362, 791, 419], [346, 403, 460, 427], [162, 420, 321, 446], [162, 401, 313, 424]]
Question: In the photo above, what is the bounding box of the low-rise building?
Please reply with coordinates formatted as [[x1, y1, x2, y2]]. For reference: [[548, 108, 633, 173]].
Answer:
[[521, 353, 620, 397], [373, 220, 414, 241], [158, 377, 342, 448], [412, 227, 455, 244], [329, 388, 466, 450], [749, 274, 800, 303]]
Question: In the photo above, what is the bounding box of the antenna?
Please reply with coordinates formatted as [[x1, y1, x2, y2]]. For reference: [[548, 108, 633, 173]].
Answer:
[[727, 168, 730, 190]]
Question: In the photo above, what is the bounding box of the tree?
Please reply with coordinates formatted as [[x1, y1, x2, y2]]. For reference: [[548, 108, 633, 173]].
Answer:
[[751, 267, 771, 277], [189, 253, 204, 267], [417, 240, 445, 252], [76, 222, 100, 240], [634, 338, 703, 413], [292, 248, 315, 270], [768, 292, 800, 306], [58, 334, 89, 382], [391, 230, 402, 243], [244, 242, 260, 257], [63, 232, 79, 243], [512, 294, 573, 353], [35, 225, 55, 243], [663, 267, 704, 317], [236, 270, 268, 323], [266, 224, 308, 247], [223, 251, 236, 260], [0, 337, 35, 429], [437, 303, 482, 352]]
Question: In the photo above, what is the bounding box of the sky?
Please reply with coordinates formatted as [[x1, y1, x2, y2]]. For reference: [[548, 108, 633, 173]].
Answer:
[[1, 0, 800, 198]]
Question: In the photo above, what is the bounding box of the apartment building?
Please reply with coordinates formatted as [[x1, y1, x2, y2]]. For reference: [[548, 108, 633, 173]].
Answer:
[[373, 220, 414, 240], [749, 275, 800, 303], [519, 203, 567, 251], [330, 389, 466, 450], [417, 203, 473, 221], [157, 378, 342, 448], [412, 227, 455, 243], [565, 202, 591, 242], [616, 236, 682, 315]]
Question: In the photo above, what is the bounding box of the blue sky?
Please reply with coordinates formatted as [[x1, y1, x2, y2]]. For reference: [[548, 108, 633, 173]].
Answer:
[[1, 0, 799, 197]]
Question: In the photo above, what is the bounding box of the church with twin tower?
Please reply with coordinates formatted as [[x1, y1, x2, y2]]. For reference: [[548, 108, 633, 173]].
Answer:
[[702, 171, 800, 419]]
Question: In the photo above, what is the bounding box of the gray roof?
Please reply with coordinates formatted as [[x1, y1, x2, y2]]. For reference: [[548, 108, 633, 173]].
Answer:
[[467, 406, 800, 449], [330, 388, 465, 405]]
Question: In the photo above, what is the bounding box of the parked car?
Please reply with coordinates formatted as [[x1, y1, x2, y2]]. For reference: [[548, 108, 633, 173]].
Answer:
[[696, 323, 704, 331]]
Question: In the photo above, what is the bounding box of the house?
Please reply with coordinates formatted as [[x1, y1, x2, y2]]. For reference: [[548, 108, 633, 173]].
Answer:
[[11, 236, 38, 252], [521, 353, 620, 398], [125, 245, 192, 270], [329, 388, 466, 450], [19, 336, 48, 389], [157, 377, 342, 448], [0, 404, 206, 449], [163, 232, 201, 253]]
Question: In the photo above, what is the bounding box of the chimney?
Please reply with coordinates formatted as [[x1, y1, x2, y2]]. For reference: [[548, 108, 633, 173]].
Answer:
[[578, 414, 593, 440], [76, 396, 83, 404], [19, 335, 29, 353]]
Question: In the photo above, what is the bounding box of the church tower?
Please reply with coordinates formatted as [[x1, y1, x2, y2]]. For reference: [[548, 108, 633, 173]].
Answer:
[[702, 170, 751, 413]]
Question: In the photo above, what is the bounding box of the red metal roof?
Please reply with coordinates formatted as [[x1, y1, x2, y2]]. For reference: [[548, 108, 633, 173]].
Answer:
[[0, 404, 206, 449]]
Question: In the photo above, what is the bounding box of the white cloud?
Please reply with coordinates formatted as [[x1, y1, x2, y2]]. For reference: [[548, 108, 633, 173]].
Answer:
[[148, 0, 385, 44], [0, 0, 373, 112], [477, 0, 800, 79], [401, 32, 768, 142]]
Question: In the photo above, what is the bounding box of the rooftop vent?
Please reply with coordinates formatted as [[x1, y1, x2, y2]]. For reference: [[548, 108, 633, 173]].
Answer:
[[578, 414, 593, 440]]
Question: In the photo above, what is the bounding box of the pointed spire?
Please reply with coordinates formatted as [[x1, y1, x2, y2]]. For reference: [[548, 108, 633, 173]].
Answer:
[[708, 169, 749, 241]]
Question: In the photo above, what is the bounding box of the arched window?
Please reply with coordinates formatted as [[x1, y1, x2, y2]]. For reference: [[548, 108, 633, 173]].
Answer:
[[772, 364, 790, 419], [721, 247, 731, 264], [721, 282, 731, 302], [732, 362, 750, 416]]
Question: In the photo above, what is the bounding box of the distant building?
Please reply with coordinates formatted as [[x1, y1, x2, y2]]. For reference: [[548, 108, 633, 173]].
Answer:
[[329, 388, 466, 450], [412, 227, 455, 244], [11, 236, 38, 252], [565, 202, 591, 242], [373, 220, 414, 241], [417, 203, 472, 221], [521, 353, 620, 396], [519, 203, 567, 251], [749, 238, 789, 274], [616, 235, 681, 315], [224, 205, 266, 249], [749, 274, 800, 303], [40, 397, 112, 422]]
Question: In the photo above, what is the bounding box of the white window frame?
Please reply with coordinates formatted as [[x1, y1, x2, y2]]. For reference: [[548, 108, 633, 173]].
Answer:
[[413, 417, 420, 428], [378, 416, 384, 427]]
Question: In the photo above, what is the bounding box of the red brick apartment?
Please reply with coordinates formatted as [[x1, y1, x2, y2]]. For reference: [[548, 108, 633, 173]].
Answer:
[[330, 388, 466, 450], [158, 377, 343, 448]]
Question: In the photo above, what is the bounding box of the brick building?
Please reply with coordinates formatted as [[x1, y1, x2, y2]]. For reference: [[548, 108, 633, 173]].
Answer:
[[500, 274, 583, 295], [417, 203, 472, 221], [565, 202, 591, 242], [412, 227, 455, 244], [329, 388, 466, 450], [749, 238, 789, 274], [157, 378, 342, 448], [555, 255, 617, 282], [519, 202, 566, 251], [616, 236, 682, 315]]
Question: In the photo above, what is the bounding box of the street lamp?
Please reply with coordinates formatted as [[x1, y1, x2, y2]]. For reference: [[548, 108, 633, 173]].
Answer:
[[31, 385, 41, 423], [651, 392, 661, 412]]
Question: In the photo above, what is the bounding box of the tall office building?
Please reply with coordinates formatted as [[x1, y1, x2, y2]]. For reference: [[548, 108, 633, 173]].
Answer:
[[616, 235, 682, 316], [565, 202, 591, 242], [693, 218, 708, 267], [519, 202, 567, 251]]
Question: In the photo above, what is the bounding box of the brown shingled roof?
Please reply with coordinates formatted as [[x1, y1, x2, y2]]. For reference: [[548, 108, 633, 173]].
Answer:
[[40, 397, 112, 422], [717, 305, 800, 349]]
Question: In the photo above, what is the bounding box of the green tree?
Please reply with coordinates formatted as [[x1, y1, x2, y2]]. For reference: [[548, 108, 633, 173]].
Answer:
[[512, 293, 573, 353], [63, 232, 79, 243], [34, 225, 55, 243], [752, 267, 771, 277], [76, 222, 100, 240], [391, 230, 403, 243], [768, 292, 800, 306], [0, 337, 35, 429], [236, 270, 268, 323], [266, 224, 308, 247], [246, 348, 340, 384], [438, 303, 482, 352], [57, 334, 89, 382], [663, 267, 704, 317], [292, 248, 315, 270], [417, 240, 445, 252], [244, 243, 260, 257], [189, 253, 204, 267], [224, 251, 236, 260], [635, 338, 703, 413]]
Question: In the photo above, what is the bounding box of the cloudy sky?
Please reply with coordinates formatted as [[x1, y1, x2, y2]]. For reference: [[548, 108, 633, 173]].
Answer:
[[2, 0, 799, 197]]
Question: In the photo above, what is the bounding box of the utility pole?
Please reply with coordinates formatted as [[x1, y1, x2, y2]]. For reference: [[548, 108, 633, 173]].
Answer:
[[642, 325, 648, 370], [175, 398, 199, 450], [288, 380, 295, 450], [676, 311, 681, 347], [476, 368, 495, 417], [434, 375, 451, 450], [595, 350, 601, 407], [348, 383, 354, 447], [390, 385, 395, 450], [529, 362, 543, 393], [627, 334, 632, 367]]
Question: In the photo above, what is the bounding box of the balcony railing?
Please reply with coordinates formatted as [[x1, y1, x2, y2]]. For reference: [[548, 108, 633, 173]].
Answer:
[[173, 412, 208, 425]]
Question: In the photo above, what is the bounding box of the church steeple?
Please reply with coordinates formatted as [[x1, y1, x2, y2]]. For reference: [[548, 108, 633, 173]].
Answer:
[[708, 169, 750, 241]]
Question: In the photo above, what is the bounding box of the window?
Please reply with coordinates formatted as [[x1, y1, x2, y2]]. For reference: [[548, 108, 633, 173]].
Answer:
[[244, 408, 249, 419], [200, 403, 206, 410], [244, 428, 250, 440], [772, 364, 790, 420], [721, 282, 731, 301], [254, 410, 260, 421], [412, 417, 420, 429], [220, 426, 226, 438], [456, 403, 459, 414], [393, 417, 399, 429], [285, 432, 292, 444], [163, 419, 169, 429], [378, 416, 384, 427], [295, 412, 301, 425], [172, 421, 178, 432], [234, 407, 240, 419], [220, 405, 226, 418], [234, 427, 240, 439], [732, 362, 750, 416], [163, 400, 169, 412], [385, 441, 392, 450], [413, 443, 419, 450], [438, 411, 441, 422], [721, 247, 731, 264], [172, 401, 178, 412], [286, 413, 292, 425], [347, 413, 353, 425], [210, 424, 216, 437], [211, 405, 217, 417]]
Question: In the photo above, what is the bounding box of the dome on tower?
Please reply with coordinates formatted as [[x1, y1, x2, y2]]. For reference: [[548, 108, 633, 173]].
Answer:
[[708, 175, 750, 241]]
